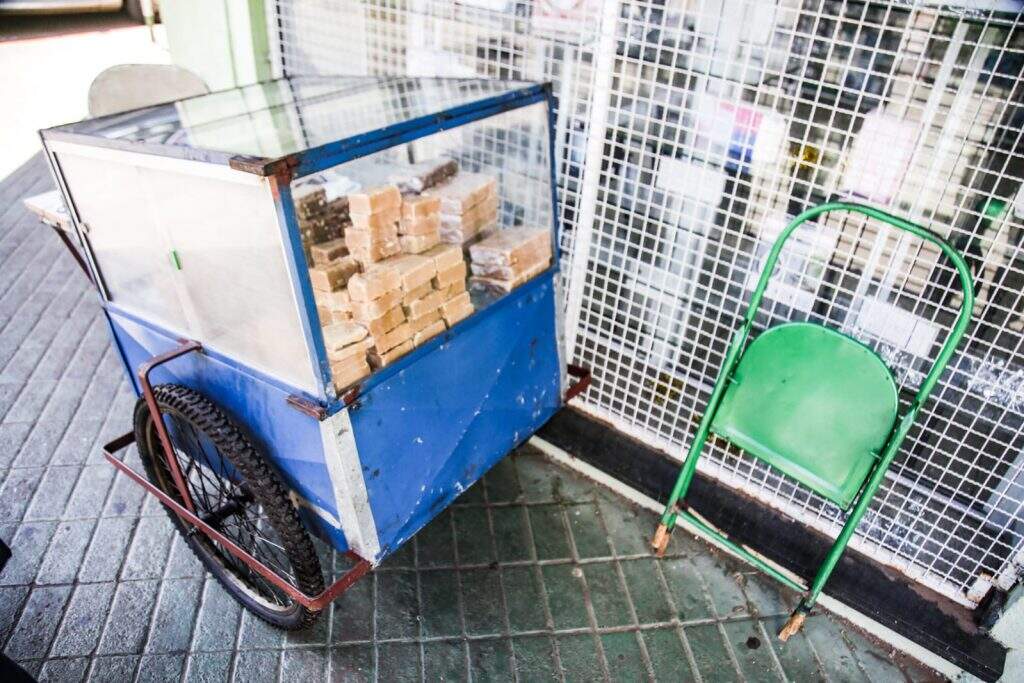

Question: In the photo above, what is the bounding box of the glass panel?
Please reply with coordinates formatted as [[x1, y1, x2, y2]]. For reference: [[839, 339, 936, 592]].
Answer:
[[55, 150, 189, 334], [292, 100, 555, 392], [139, 165, 319, 393], [50, 76, 535, 159]]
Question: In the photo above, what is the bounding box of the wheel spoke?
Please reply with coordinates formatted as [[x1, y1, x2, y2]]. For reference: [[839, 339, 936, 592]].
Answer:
[[154, 413, 299, 608]]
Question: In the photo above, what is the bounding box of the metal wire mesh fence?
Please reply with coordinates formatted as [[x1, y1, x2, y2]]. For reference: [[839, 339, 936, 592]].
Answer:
[[271, 0, 1024, 607]]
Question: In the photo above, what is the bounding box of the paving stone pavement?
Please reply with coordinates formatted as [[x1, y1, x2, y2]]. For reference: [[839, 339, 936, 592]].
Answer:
[[0, 155, 941, 681]]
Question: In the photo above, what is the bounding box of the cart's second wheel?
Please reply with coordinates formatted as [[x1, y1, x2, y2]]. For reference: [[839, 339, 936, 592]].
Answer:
[[133, 384, 325, 630]]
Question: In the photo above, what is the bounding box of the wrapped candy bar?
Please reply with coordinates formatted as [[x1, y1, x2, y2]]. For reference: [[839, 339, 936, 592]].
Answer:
[[389, 159, 459, 193], [469, 228, 550, 268], [470, 260, 549, 293], [424, 173, 497, 215]]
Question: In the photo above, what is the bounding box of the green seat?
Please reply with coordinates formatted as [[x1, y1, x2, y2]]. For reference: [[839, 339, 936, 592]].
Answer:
[[710, 322, 898, 509]]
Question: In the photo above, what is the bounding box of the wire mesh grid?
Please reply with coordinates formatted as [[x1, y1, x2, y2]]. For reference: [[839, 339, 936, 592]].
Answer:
[[271, 0, 1024, 606]]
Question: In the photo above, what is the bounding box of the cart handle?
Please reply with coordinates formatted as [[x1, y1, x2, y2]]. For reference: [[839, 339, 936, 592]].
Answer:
[[744, 201, 974, 413]]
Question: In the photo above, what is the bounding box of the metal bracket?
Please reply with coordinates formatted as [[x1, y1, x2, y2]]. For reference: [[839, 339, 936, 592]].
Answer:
[[565, 364, 592, 402], [103, 432, 371, 611], [104, 338, 372, 611], [286, 394, 328, 420]]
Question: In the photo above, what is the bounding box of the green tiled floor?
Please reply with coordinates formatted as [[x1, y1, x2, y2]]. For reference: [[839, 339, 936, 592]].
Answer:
[[323, 444, 939, 682]]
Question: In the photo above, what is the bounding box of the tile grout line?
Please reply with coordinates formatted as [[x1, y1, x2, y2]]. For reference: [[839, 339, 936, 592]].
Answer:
[[591, 499, 657, 681], [481, 466, 518, 680], [650, 551, 703, 682], [6, 360, 132, 663], [412, 533, 426, 683], [558, 501, 612, 682], [17, 343, 120, 522], [512, 453, 567, 682], [447, 502, 473, 682]]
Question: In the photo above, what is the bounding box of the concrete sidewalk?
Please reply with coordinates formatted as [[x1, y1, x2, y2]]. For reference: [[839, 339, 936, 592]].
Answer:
[[0, 13, 169, 179], [0, 155, 939, 681]]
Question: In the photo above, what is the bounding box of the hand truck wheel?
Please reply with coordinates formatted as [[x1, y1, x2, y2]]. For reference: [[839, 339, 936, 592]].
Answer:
[[133, 384, 325, 630]]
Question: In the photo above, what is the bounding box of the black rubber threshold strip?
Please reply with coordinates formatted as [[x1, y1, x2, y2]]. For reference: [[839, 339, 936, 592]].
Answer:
[[538, 408, 1007, 682]]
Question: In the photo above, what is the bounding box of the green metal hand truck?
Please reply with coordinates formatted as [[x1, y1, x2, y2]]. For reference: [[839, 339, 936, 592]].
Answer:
[[651, 202, 975, 641]]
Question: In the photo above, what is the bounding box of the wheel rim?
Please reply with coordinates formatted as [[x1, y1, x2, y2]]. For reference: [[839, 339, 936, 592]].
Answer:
[[144, 410, 301, 613]]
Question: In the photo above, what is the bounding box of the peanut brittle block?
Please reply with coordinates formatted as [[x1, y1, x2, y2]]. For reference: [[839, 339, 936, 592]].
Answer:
[[322, 320, 367, 350], [403, 290, 445, 319], [387, 254, 436, 292], [400, 231, 440, 255], [401, 195, 441, 221], [351, 289, 404, 322], [332, 356, 371, 390], [348, 185, 401, 215], [440, 291, 474, 327], [310, 238, 347, 266], [399, 213, 441, 236], [433, 261, 467, 289], [413, 319, 446, 347], [314, 287, 351, 313], [348, 206, 400, 233], [422, 243, 463, 272], [350, 239, 401, 266], [408, 309, 442, 334], [371, 322, 414, 354], [309, 256, 359, 292], [362, 305, 406, 338], [348, 265, 401, 302], [368, 339, 414, 369], [402, 281, 433, 306], [328, 337, 372, 364]]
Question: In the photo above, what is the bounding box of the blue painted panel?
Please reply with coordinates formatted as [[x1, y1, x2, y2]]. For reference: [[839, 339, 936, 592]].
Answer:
[[351, 272, 562, 557], [106, 310, 350, 553]]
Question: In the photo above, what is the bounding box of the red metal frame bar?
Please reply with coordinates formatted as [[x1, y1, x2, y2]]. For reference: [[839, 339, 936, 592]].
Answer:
[[565, 364, 591, 402], [105, 340, 373, 611], [138, 339, 203, 516]]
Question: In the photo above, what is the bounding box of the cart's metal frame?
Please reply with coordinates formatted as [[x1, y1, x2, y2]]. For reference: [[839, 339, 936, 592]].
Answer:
[[651, 202, 976, 638]]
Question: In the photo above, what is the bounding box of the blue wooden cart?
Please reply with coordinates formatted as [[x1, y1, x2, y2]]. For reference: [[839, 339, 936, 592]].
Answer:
[[40, 76, 587, 629]]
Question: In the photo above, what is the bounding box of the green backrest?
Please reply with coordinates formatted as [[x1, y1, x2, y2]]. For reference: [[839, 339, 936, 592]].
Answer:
[[710, 323, 899, 509], [703, 201, 975, 510]]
